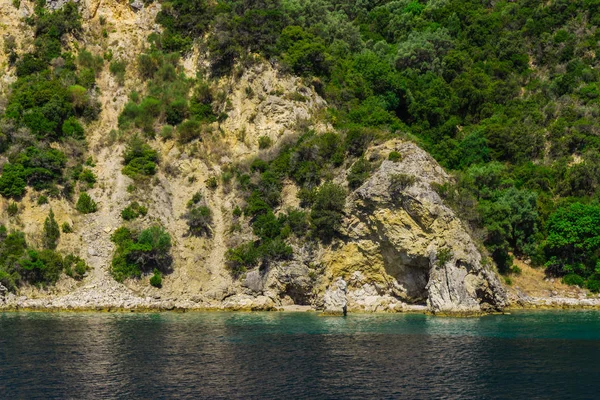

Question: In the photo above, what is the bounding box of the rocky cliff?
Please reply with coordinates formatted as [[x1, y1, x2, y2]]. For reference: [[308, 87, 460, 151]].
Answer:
[[0, 0, 507, 314]]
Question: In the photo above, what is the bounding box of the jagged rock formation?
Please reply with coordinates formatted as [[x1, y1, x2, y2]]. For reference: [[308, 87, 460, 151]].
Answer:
[[316, 140, 507, 314]]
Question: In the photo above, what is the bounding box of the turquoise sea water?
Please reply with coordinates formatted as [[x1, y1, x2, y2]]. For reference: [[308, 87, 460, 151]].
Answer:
[[1, 310, 600, 399]]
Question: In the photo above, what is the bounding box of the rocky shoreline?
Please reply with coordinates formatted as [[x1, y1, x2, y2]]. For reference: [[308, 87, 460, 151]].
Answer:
[[3, 291, 600, 314], [3, 272, 598, 315]]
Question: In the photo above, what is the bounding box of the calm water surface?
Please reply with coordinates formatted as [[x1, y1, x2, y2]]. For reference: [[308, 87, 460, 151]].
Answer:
[[1, 310, 600, 399]]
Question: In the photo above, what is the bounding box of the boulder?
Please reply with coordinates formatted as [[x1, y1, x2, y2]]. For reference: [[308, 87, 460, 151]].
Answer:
[[129, 0, 144, 11], [243, 270, 266, 293], [322, 278, 347, 315]]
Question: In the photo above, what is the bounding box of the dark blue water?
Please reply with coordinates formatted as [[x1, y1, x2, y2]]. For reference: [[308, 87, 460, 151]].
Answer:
[[1, 311, 600, 399]]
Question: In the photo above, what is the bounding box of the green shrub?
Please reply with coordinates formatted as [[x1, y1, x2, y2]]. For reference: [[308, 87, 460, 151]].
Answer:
[[310, 182, 346, 242], [155, 0, 213, 53], [122, 137, 159, 178], [19, 249, 64, 286], [161, 125, 174, 140], [61, 222, 73, 233], [177, 119, 201, 143], [7, 202, 19, 216], [76, 193, 97, 214], [298, 187, 316, 208], [206, 176, 218, 189], [545, 204, 600, 278], [150, 268, 162, 288], [77, 49, 104, 74], [252, 211, 281, 240], [42, 209, 60, 250], [388, 151, 402, 162], [109, 60, 127, 86], [186, 191, 203, 208], [79, 168, 96, 188], [345, 127, 373, 157], [165, 98, 188, 126], [436, 248, 454, 267], [258, 136, 272, 149], [118, 101, 140, 129], [37, 195, 48, 205], [562, 273, 585, 287], [121, 202, 148, 221], [226, 242, 259, 276], [110, 225, 172, 282], [250, 158, 269, 173], [284, 209, 309, 235], [64, 254, 88, 280], [61, 117, 85, 139], [0, 164, 27, 198], [221, 170, 233, 185], [389, 174, 416, 195], [347, 158, 371, 189], [182, 206, 213, 236], [78, 67, 96, 89], [189, 82, 216, 121], [586, 278, 600, 293]]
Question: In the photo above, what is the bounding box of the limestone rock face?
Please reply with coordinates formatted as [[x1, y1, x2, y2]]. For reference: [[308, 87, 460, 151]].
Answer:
[[322, 278, 347, 315], [243, 270, 267, 294], [322, 140, 507, 314], [218, 63, 329, 155]]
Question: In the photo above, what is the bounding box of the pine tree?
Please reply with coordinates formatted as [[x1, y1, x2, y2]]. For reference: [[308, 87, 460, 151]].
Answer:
[[42, 209, 60, 250]]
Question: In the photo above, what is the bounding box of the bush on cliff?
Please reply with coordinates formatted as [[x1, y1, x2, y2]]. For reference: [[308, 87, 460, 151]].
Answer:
[[110, 225, 172, 283], [310, 182, 346, 242], [42, 209, 60, 250], [0, 225, 88, 291], [76, 193, 97, 214], [122, 137, 159, 179]]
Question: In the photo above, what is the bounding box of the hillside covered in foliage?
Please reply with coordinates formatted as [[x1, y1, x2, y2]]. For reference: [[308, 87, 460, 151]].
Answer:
[[1, 0, 600, 298], [151, 0, 600, 288]]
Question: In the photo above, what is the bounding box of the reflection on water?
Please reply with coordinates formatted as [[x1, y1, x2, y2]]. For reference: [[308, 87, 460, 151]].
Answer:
[[1, 311, 600, 399]]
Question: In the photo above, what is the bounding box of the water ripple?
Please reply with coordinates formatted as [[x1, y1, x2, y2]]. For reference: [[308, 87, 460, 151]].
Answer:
[[1, 311, 600, 399]]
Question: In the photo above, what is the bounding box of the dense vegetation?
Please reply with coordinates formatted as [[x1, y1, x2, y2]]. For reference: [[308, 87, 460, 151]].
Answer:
[[0, 3, 96, 291], [110, 225, 172, 283], [4, 0, 600, 290], [225, 131, 352, 275], [1, 3, 99, 200], [147, 0, 600, 286], [0, 218, 88, 291]]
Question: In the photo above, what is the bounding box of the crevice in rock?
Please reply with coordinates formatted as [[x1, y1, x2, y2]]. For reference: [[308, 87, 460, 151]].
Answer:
[[379, 241, 430, 302]]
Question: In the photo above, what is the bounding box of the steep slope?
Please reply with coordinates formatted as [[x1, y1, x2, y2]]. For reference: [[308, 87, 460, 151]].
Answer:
[[0, 0, 509, 314]]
